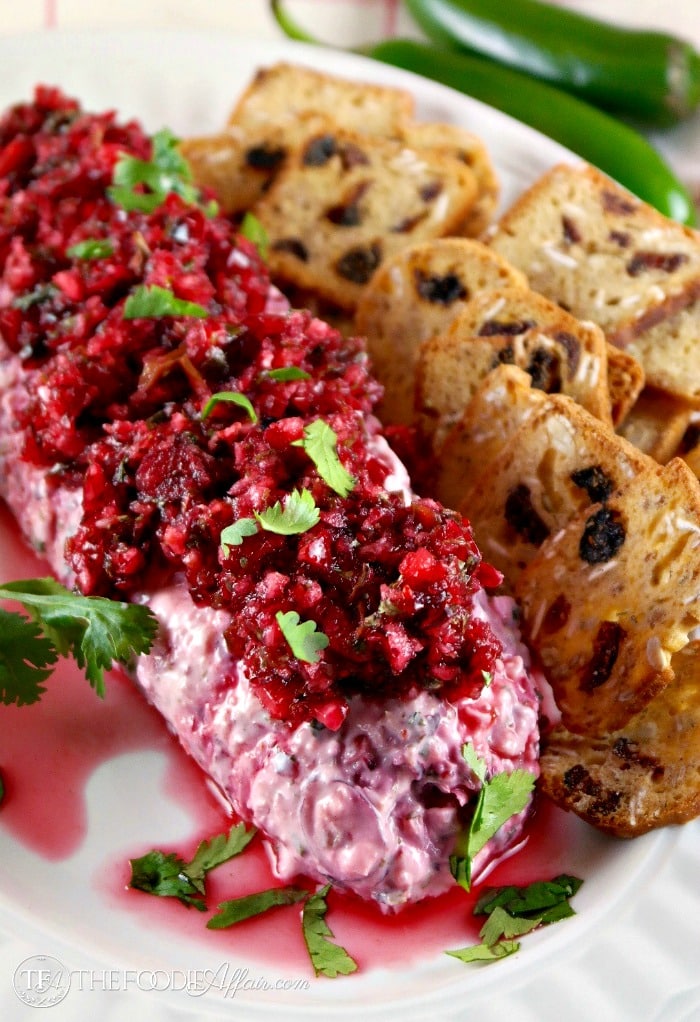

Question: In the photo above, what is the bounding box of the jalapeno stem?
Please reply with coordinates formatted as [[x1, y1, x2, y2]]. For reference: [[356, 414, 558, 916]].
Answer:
[[270, 0, 317, 43]]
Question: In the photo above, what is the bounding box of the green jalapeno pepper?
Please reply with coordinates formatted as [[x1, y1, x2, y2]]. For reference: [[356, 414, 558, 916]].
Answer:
[[405, 0, 700, 127], [270, 2, 697, 226]]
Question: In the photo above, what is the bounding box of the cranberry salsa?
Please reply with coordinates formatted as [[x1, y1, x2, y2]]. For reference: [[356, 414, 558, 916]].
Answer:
[[0, 86, 506, 729], [0, 87, 542, 907]]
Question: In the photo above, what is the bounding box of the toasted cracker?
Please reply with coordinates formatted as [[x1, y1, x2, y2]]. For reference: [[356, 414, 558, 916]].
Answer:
[[354, 238, 527, 425], [179, 128, 288, 217], [539, 642, 700, 836], [488, 162, 700, 346], [415, 285, 611, 451], [253, 128, 479, 312], [678, 419, 700, 478], [182, 62, 415, 219], [228, 61, 415, 138], [624, 297, 700, 408], [617, 386, 694, 464], [605, 344, 645, 428], [461, 393, 652, 587], [400, 121, 499, 237], [515, 458, 700, 736], [434, 365, 548, 510]]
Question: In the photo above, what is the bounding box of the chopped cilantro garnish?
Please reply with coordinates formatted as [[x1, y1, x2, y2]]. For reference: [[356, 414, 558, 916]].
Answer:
[[264, 366, 311, 382], [220, 489, 320, 554], [446, 874, 583, 965], [473, 874, 583, 921], [207, 886, 308, 928], [293, 419, 355, 498], [66, 238, 115, 261], [201, 390, 258, 423], [220, 518, 259, 553], [302, 884, 358, 978], [129, 822, 256, 911], [239, 211, 269, 259], [461, 742, 487, 784], [108, 128, 202, 213], [123, 284, 208, 320], [0, 578, 158, 701], [446, 940, 520, 964], [276, 610, 329, 664], [479, 905, 543, 945], [0, 607, 58, 706], [450, 765, 535, 892], [130, 850, 208, 910], [255, 489, 320, 536]]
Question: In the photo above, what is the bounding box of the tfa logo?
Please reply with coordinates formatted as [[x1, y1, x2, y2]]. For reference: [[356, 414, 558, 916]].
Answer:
[[13, 955, 71, 1008]]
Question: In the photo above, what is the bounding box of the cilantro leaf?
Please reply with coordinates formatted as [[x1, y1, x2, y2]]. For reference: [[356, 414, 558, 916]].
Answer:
[[255, 489, 319, 536], [479, 905, 542, 946], [201, 390, 258, 423], [220, 518, 259, 553], [123, 284, 208, 320], [448, 874, 583, 966], [0, 579, 158, 698], [219, 490, 319, 554], [239, 212, 269, 259], [186, 822, 256, 881], [462, 742, 487, 783], [473, 875, 583, 921], [263, 366, 311, 382], [108, 128, 201, 213], [66, 238, 115, 261], [293, 420, 355, 497], [469, 770, 536, 858], [207, 886, 308, 929], [445, 941, 520, 964], [301, 885, 358, 978], [0, 607, 58, 706], [129, 850, 207, 910], [129, 822, 256, 911], [450, 769, 535, 892], [276, 610, 329, 664]]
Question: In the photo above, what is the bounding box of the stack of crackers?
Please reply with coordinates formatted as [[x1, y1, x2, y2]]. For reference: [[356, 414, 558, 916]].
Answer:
[[183, 63, 700, 840], [181, 62, 498, 319]]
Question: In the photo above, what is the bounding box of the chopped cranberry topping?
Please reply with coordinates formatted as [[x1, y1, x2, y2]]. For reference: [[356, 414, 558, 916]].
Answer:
[[0, 88, 504, 728]]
